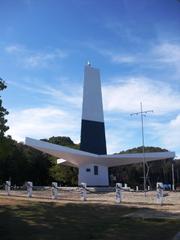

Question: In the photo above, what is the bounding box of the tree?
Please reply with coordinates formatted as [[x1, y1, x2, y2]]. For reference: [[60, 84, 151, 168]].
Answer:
[[42, 136, 80, 149], [49, 164, 78, 186], [44, 136, 79, 185], [109, 146, 173, 188], [0, 78, 9, 139], [0, 78, 10, 163]]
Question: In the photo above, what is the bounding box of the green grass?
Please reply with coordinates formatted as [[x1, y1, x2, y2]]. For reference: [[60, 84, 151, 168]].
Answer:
[[0, 199, 179, 240]]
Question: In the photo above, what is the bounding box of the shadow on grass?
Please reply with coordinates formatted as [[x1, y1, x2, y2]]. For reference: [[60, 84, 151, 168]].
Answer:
[[0, 201, 180, 240]]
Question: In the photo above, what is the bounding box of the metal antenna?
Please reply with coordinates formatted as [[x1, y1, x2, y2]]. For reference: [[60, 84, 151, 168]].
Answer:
[[130, 102, 153, 197]]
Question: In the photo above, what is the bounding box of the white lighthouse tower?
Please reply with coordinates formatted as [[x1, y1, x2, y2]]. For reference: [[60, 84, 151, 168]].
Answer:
[[79, 63, 109, 186]]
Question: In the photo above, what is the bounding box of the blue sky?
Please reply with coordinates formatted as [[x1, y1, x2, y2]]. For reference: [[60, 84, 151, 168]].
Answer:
[[1, 0, 180, 155]]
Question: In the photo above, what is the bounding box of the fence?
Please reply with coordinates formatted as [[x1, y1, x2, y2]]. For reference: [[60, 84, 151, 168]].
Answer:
[[0, 181, 179, 205]]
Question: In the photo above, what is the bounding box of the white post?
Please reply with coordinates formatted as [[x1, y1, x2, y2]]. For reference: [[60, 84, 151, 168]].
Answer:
[[156, 182, 163, 205], [5, 181, 11, 196], [124, 183, 127, 189], [136, 186, 139, 191], [172, 161, 175, 191], [51, 182, 58, 199], [115, 183, 123, 203], [148, 186, 150, 191], [80, 182, 87, 201], [27, 181, 33, 198]]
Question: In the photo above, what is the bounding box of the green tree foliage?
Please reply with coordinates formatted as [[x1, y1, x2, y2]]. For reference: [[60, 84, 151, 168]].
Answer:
[[118, 146, 168, 154], [0, 79, 52, 185], [109, 146, 173, 188], [0, 79, 11, 165], [42, 136, 80, 149], [0, 78, 9, 139], [44, 136, 78, 186], [0, 136, 53, 185], [50, 164, 78, 186]]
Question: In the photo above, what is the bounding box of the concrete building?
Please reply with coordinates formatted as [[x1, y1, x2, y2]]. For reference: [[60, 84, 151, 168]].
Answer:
[[26, 64, 175, 186]]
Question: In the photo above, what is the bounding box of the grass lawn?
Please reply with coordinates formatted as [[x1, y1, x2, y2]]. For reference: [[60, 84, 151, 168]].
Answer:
[[0, 198, 180, 240]]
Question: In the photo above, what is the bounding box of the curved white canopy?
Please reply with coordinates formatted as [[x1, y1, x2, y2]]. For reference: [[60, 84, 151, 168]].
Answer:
[[26, 137, 175, 167]]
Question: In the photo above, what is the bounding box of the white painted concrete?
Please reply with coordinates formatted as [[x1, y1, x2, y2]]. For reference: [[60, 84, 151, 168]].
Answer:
[[82, 64, 104, 123], [27, 181, 33, 198], [115, 183, 123, 203], [80, 182, 87, 201], [26, 137, 175, 168], [78, 164, 109, 186], [156, 182, 164, 204], [5, 181, 11, 196], [51, 182, 58, 199]]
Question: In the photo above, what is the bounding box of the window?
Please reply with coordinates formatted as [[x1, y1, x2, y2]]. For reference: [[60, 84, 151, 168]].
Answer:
[[86, 168, 91, 172], [94, 165, 98, 175]]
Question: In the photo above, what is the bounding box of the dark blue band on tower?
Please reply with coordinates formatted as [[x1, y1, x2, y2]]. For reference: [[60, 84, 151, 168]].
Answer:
[[80, 119, 107, 155]]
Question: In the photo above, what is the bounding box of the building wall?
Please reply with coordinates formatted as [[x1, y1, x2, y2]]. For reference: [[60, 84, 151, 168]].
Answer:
[[78, 164, 109, 186]]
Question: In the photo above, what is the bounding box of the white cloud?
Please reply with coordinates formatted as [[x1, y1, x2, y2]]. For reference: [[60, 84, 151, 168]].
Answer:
[[154, 43, 180, 65], [37, 85, 82, 107], [5, 44, 25, 54], [8, 79, 82, 108], [7, 106, 80, 143], [106, 133, 124, 154], [98, 49, 136, 64], [83, 43, 137, 64], [106, 125, 135, 153], [6, 105, 138, 154], [151, 115, 180, 155], [87, 41, 180, 74], [111, 55, 136, 64], [24, 49, 67, 67], [4, 44, 68, 68], [152, 42, 180, 77], [103, 77, 180, 115]]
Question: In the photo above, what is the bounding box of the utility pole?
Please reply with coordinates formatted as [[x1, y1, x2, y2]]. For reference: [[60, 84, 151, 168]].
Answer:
[[130, 102, 153, 197]]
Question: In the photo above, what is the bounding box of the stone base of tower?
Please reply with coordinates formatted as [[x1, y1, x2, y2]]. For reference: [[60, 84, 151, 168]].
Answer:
[[78, 164, 109, 186]]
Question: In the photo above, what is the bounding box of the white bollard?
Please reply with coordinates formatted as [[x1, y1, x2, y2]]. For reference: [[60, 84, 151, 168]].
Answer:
[[156, 182, 164, 205], [27, 181, 33, 198], [148, 186, 150, 191], [51, 182, 58, 199], [136, 186, 139, 191], [124, 183, 128, 189], [5, 181, 11, 196], [115, 183, 123, 203], [80, 182, 87, 201]]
